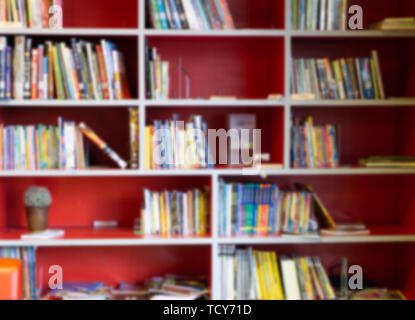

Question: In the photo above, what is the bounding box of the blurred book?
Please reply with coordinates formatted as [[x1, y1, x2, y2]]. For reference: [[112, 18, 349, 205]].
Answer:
[[45, 282, 111, 300], [372, 17, 415, 30], [320, 224, 370, 237], [148, 275, 209, 300], [21, 229, 65, 240], [359, 156, 415, 168], [350, 288, 406, 300]]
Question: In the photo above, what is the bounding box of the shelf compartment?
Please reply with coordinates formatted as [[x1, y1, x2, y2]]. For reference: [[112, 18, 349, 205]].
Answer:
[[35, 245, 211, 296], [0, 176, 211, 231], [219, 174, 415, 232], [62, 0, 138, 28], [146, 36, 284, 100], [291, 106, 415, 168], [291, 37, 415, 99], [146, 106, 285, 167]]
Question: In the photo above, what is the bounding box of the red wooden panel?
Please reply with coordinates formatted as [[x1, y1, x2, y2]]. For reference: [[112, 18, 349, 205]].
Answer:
[[3, 176, 210, 229], [146, 106, 284, 165], [147, 37, 284, 99], [292, 107, 401, 166], [222, 175, 407, 226], [62, 0, 138, 28], [227, 0, 284, 29], [35, 246, 211, 295]]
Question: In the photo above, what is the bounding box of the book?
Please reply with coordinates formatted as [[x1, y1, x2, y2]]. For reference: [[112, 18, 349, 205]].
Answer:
[[20, 229, 65, 239], [128, 108, 139, 169], [79, 122, 127, 169]]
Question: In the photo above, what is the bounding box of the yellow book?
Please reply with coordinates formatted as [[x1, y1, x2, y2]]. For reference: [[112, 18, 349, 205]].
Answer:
[[144, 126, 153, 170], [264, 252, 275, 299], [370, 58, 380, 99], [301, 257, 314, 300], [10, 0, 19, 23], [306, 117, 318, 168], [254, 251, 265, 299], [156, 57, 162, 99], [270, 252, 285, 300], [159, 193, 166, 237]]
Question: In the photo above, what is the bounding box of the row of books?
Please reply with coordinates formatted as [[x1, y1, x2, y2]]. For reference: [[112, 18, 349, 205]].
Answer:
[[4, 36, 130, 101], [0, 0, 61, 28], [148, 0, 235, 30], [291, 116, 339, 169], [291, 51, 385, 100], [291, 0, 348, 31], [0, 118, 128, 170], [139, 188, 209, 237], [219, 246, 336, 300], [144, 115, 213, 169], [0, 247, 37, 300], [145, 42, 169, 100], [219, 181, 316, 237]]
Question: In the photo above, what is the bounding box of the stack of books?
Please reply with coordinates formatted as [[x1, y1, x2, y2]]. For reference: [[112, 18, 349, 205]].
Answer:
[[291, 51, 385, 100], [4, 36, 130, 100], [0, 118, 128, 170], [219, 246, 336, 300], [140, 187, 209, 237], [291, 116, 339, 169], [359, 156, 415, 168], [219, 181, 315, 237], [148, 0, 235, 30], [145, 42, 170, 99], [144, 115, 212, 169], [291, 0, 348, 31], [0, 247, 37, 300], [0, 0, 61, 28], [371, 17, 415, 31]]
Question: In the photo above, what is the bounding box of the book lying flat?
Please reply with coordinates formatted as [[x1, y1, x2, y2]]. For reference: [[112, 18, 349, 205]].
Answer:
[[21, 229, 65, 240]]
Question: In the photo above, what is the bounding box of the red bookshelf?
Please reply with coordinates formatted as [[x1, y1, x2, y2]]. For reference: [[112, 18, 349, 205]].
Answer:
[[0, 0, 415, 300]]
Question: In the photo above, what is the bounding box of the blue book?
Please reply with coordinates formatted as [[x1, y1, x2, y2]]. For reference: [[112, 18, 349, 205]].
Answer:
[[168, 0, 182, 29], [359, 57, 375, 99], [156, 0, 170, 30], [195, 0, 211, 29], [50, 282, 104, 294], [236, 184, 243, 235]]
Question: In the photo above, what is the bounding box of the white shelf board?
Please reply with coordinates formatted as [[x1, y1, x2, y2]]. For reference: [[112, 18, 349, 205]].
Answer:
[[0, 99, 140, 107], [0, 28, 138, 36], [218, 235, 415, 245], [2, 168, 415, 177], [0, 237, 212, 247], [145, 99, 285, 107], [289, 98, 415, 107], [289, 30, 415, 38], [144, 29, 285, 37]]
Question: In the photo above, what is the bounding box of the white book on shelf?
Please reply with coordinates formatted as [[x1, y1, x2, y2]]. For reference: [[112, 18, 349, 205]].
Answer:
[[181, 0, 202, 30], [280, 257, 301, 300], [21, 229, 65, 240]]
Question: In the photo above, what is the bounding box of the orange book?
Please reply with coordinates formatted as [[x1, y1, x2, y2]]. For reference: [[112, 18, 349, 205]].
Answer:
[[96, 45, 110, 100], [30, 48, 38, 99]]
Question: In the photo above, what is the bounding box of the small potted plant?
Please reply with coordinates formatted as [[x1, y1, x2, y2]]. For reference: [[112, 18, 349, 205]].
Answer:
[[24, 186, 52, 232]]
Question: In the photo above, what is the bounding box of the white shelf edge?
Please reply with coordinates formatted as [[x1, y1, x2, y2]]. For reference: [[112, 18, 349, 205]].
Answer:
[[0, 100, 140, 107], [144, 29, 285, 37], [1, 168, 415, 177], [289, 98, 415, 106], [2, 235, 415, 247], [289, 30, 415, 38], [145, 99, 285, 107], [0, 28, 139, 36], [0, 238, 212, 247], [218, 235, 415, 245]]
